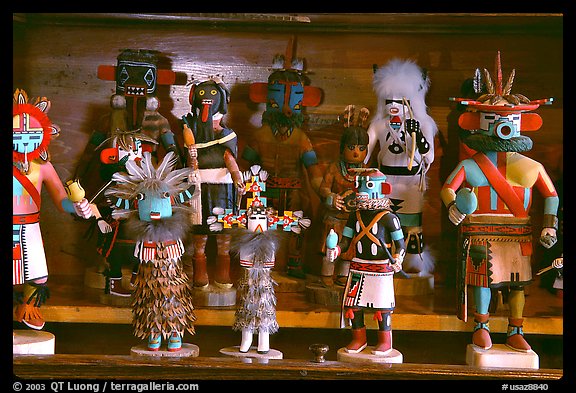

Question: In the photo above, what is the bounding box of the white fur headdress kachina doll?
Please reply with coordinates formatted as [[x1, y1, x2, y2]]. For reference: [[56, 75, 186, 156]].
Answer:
[[104, 151, 197, 352], [366, 58, 438, 275], [210, 165, 310, 354]]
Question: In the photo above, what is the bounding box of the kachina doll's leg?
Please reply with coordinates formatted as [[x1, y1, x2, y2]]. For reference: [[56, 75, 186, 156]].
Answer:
[[239, 329, 253, 353], [344, 308, 367, 353], [191, 234, 209, 288], [286, 231, 305, 279], [105, 251, 132, 297], [14, 279, 49, 330], [472, 286, 492, 350], [373, 310, 393, 355], [214, 233, 233, 288], [506, 286, 531, 352], [257, 329, 270, 354]]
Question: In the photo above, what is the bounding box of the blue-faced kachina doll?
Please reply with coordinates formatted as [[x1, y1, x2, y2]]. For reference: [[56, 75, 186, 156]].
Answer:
[[441, 52, 559, 352], [241, 37, 323, 279], [104, 151, 196, 352], [325, 168, 406, 356]]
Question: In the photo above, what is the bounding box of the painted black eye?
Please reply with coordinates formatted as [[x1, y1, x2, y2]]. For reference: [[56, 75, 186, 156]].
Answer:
[[210, 89, 218, 96], [136, 193, 145, 200], [366, 181, 375, 189], [162, 191, 170, 198]]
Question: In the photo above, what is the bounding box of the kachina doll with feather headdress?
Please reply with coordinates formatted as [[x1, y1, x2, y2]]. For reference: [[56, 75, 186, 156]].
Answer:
[[72, 49, 184, 300], [180, 76, 246, 305], [325, 168, 406, 360], [105, 151, 197, 352], [365, 59, 438, 278], [13, 89, 93, 331], [241, 37, 324, 279], [316, 105, 370, 291], [211, 165, 310, 355], [441, 52, 558, 358]]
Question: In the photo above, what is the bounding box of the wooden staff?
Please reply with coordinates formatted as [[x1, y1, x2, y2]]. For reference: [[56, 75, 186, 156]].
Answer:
[[182, 116, 203, 225]]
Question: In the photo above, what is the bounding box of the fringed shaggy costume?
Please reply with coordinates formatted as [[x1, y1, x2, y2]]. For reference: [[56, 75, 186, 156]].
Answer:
[[231, 230, 281, 335], [128, 208, 196, 341]]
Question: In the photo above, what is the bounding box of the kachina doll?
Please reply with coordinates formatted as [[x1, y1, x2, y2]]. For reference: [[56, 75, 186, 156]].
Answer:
[[73, 49, 184, 298], [317, 105, 370, 287], [241, 37, 324, 278], [325, 168, 406, 356], [104, 151, 196, 352], [13, 88, 93, 330], [441, 52, 558, 352], [181, 76, 246, 294], [365, 59, 438, 275], [214, 165, 310, 354]]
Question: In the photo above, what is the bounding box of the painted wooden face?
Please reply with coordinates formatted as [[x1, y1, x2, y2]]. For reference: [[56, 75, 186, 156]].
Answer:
[[343, 144, 367, 165], [136, 189, 172, 222], [383, 97, 411, 131], [267, 71, 304, 117], [12, 103, 52, 163], [115, 51, 158, 129], [247, 207, 269, 233], [479, 112, 522, 140], [355, 173, 391, 201]]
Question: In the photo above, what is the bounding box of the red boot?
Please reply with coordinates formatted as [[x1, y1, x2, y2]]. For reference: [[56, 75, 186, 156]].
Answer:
[[472, 312, 492, 350], [192, 254, 209, 288], [506, 318, 531, 352], [345, 326, 367, 353], [214, 253, 233, 289], [372, 330, 392, 355]]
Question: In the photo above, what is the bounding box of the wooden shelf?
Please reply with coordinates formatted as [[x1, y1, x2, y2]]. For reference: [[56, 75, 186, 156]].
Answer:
[[36, 274, 563, 335], [13, 353, 564, 381]]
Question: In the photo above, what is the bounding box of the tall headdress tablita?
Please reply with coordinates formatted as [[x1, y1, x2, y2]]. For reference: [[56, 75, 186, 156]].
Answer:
[[248, 36, 322, 108], [339, 105, 370, 129], [13, 88, 60, 165], [451, 51, 553, 113], [451, 51, 553, 132]]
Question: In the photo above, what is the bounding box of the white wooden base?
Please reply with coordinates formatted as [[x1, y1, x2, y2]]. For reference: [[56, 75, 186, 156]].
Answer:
[[13, 330, 55, 355], [219, 346, 283, 361], [192, 285, 236, 307], [271, 271, 305, 293], [466, 344, 539, 369], [337, 346, 403, 364], [305, 282, 343, 306], [393, 273, 434, 296], [131, 343, 199, 358]]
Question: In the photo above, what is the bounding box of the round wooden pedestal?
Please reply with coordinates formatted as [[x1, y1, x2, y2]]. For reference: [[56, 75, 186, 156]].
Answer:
[[337, 346, 403, 364], [219, 346, 283, 362], [131, 343, 199, 358], [13, 330, 55, 355], [192, 285, 237, 307]]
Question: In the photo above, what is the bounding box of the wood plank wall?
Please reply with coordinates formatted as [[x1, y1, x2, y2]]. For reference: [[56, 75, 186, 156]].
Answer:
[[13, 13, 563, 281]]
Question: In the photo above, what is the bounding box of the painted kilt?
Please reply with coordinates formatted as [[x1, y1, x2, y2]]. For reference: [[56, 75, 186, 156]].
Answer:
[[460, 215, 533, 288], [343, 257, 396, 310], [13, 213, 48, 285]]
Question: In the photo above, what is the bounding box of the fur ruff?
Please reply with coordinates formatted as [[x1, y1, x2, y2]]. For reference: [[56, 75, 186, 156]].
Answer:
[[124, 206, 193, 243], [372, 59, 438, 141], [229, 229, 282, 264], [463, 133, 533, 153]]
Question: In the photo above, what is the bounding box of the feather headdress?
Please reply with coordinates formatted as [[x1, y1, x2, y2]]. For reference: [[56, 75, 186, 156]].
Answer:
[[105, 151, 194, 242], [372, 58, 438, 139]]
